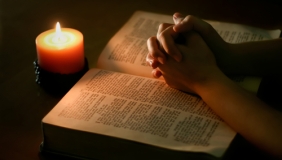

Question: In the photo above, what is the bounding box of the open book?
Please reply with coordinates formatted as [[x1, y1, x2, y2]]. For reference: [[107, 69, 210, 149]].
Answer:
[[40, 11, 281, 160]]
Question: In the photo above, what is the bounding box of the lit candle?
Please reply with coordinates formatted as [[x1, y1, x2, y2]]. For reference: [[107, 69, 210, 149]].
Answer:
[[35, 22, 84, 74]]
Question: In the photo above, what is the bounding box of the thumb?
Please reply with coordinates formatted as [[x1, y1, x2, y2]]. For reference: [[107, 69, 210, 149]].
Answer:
[[173, 12, 185, 24]]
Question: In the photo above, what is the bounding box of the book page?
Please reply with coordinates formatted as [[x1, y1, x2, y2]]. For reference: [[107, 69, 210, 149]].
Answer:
[[97, 11, 281, 80], [97, 11, 173, 78], [43, 68, 235, 157]]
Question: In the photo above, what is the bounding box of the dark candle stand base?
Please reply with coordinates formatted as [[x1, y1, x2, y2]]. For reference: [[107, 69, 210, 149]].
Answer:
[[33, 58, 89, 95]]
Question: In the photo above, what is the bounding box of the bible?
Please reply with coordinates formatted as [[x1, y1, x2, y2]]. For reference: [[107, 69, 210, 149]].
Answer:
[[40, 11, 281, 159]]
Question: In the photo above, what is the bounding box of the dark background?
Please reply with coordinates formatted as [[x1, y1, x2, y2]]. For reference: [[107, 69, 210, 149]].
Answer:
[[0, 0, 282, 159]]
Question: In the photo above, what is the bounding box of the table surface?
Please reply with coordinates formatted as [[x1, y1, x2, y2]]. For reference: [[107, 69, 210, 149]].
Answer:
[[1, 0, 282, 160]]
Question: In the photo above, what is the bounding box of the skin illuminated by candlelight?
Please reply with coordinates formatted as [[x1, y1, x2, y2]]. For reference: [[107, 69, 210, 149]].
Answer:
[[36, 22, 84, 74]]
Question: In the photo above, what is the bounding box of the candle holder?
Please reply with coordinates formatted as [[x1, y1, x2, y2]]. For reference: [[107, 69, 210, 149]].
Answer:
[[33, 58, 89, 95]]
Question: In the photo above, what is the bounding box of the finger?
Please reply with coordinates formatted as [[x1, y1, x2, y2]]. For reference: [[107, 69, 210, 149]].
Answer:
[[157, 23, 173, 37], [173, 13, 187, 45], [146, 52, 160, 69], [173, 12, 184, 24], [152, 68, 163, 78], [147, 36, 166, 64], [173, 15, 215, 39], [157, 23, 174, 54], [157, 26, 182, 62], [173, 15, 196, 32], [173, 15, 225, 52]]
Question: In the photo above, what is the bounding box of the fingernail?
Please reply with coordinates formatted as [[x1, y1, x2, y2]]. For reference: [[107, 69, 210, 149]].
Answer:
[[152, 70, 158, 78], [152, 69, 162, 78]]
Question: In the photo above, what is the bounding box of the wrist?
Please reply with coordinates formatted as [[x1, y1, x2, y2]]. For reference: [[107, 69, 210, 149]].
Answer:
[[191, 68, 230, 96], [215, 43, 238, 75]]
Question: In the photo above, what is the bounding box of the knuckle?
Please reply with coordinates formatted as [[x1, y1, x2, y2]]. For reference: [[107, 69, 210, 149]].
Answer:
[[183, 15, 193, 22], [158, 23, 167, 30], [158, 23, 172, 32], [147, 36, 155, 44], [186, 15, 193, 19]]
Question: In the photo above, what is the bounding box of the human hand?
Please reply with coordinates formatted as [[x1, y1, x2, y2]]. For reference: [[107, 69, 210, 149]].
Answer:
[[147, 12, 231, 78], [146, 22, 180, 78], [172, 13, 230, 68], [147, 13, 185, 67], [146, 14, 185, 78], [157, 31, 222, 94]]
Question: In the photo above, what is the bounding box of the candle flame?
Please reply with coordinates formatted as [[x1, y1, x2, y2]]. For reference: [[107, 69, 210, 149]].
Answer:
[[56, 22, 62, 40]]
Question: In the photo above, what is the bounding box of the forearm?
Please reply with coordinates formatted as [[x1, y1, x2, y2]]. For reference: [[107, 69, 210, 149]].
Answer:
[[193, 70, 282, 157], [220, 38, 282, 76]]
